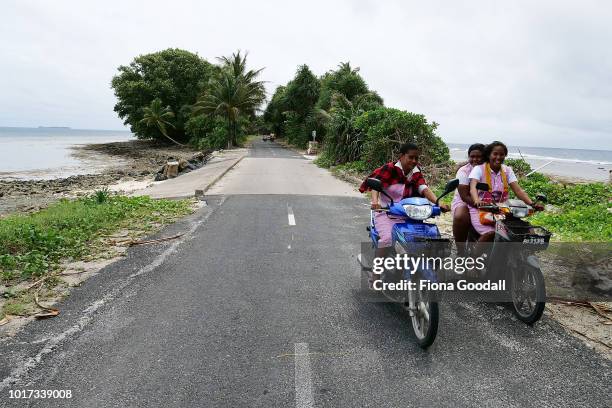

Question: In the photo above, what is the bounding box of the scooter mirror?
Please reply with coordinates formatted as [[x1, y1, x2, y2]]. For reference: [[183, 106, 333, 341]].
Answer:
[[365, 178, 383, 192], [444, 178, 459, 193], [476, 182, 490, 191]]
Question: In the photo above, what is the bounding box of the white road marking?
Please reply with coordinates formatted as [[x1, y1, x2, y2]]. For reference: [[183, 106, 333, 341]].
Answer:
[[294, 343, 314, 408], [288, 205, 296, 226]]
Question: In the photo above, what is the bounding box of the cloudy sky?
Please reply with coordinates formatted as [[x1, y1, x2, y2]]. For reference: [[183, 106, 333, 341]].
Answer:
[[1, 0, 610, 149]]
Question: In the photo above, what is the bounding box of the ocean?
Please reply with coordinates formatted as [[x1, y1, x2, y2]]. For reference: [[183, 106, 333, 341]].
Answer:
[[447, 143, 612, 182], [0, 127, 134, 180]]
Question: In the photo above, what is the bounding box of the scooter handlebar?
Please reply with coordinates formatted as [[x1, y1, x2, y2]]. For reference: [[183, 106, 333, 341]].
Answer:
[[478, 204, 499, 212]]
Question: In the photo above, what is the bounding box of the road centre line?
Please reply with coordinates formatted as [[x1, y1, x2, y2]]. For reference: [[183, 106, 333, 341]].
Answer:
[[288, 205, 296, 226], [294, 343, 315, 408]]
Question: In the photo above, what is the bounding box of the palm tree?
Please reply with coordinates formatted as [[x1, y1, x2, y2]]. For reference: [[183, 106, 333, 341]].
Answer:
[[140, 99, 185, 146], [193, 51, 265, 148]]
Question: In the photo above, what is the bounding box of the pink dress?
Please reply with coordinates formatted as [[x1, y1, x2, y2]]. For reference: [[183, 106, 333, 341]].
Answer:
[[374, 183, 407, 248], [451, 163, 473, 216], [468, 164, 518, 235]]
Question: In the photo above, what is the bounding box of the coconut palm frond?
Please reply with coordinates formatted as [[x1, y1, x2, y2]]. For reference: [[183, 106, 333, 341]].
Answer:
[[193, 53, 266, 147], [140, 98, 184, 146]]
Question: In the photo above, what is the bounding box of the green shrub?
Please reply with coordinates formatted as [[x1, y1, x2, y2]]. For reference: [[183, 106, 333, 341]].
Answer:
[[313, 152, 334, 168], [93, 188, 110, 204], [514, 171, 612, 241], [531, 204, 612, 241], [333, 160, 369, 174], [519, 173, 611, 208], [354, 107, 450, 171], [321, 93, 383, 165], [505, 158, 532, 178], [187, 116, 230, 150], [284, 111, 309, 148]]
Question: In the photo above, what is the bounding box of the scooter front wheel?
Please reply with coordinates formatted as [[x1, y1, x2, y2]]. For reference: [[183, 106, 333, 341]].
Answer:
[[406, 273, 439, 348], [510, 264, 546, 324]]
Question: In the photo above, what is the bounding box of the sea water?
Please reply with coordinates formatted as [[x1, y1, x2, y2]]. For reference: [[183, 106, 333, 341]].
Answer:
[[0, 127, 133, 179], [448, 143, 612, 182]]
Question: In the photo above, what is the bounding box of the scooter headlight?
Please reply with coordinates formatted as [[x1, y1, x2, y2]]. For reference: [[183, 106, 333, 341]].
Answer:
[[511, 207, 529, 218], [402, 204, 433, 220]]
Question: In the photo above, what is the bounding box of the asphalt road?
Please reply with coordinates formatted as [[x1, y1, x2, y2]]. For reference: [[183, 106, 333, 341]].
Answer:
[[0, 140, 610, 407]]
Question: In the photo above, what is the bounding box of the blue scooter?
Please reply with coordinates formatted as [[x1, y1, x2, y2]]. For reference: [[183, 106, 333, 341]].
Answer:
[[357, 178, 458, 348]]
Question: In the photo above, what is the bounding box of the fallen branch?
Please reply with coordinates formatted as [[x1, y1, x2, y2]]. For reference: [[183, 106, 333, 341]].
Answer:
[[549, 297, 590, 307], [589, 302, 612, 322], [60, 270, 88, 276], [25, 275, 50, 291], [128, 233, 183, 246], [548, 297, 612, 322], [33, 279, 59, 319]]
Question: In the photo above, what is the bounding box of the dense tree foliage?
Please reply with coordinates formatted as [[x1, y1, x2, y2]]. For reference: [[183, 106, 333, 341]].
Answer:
[[316, 63, 380, 112], [111, 49, 214, 142], [354, 107, 449, 170], [321, 92, 383, 164], [112, 50, 450, 171], [139, 99, 184, 146], [284, 65, 320, 118], [262, 61, 450, 170], [111, 49, 265, 148], [271, 65, 321, 147], [192, 51, 266, 148], [185, 115, 229, 150], [263, 86, 288, 136]]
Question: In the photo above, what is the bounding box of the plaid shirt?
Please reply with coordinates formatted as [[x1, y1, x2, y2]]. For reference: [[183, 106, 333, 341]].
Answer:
[[359, 162, 428, 198]]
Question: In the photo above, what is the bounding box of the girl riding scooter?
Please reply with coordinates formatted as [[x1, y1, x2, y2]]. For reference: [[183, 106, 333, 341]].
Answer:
[[468, 141, 543, 248], [359, 143, 450, 285], [451, 143, 485, 255]]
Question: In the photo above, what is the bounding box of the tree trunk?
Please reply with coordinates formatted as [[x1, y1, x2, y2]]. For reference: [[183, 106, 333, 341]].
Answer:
[[159, 127, 186, 147], [226, 116, 233, 149], [232, 120, 237, 147]]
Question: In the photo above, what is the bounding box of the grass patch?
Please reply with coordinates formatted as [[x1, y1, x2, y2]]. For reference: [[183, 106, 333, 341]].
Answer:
[[313, 154, 333, 169], [516, 173, 611, 241], [332, 160, 369, 174], [239, 134, 258, 147], [431, 183, 454, 206], [1, 291, 36, 319], [2, 302, 27, 317], [530, 203, 611, 241], [0, 194, 193, 287]]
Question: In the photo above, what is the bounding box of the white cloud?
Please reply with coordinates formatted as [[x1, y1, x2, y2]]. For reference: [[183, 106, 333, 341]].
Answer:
[[0, 0, 610, 149]]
